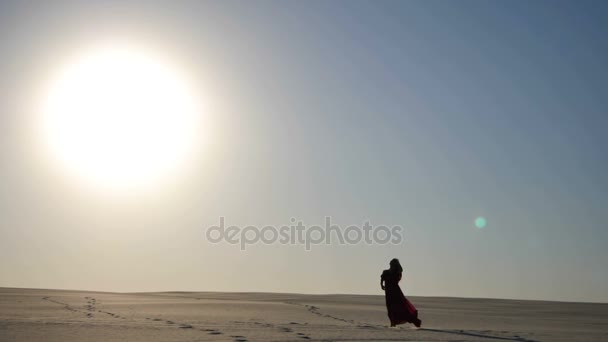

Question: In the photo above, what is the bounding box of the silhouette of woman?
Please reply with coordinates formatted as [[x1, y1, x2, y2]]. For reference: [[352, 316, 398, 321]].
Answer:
[[381, 258, 421, 327]]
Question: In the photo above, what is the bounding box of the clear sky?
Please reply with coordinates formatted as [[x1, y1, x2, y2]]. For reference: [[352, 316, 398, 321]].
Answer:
[[1, 1, 607, 303]]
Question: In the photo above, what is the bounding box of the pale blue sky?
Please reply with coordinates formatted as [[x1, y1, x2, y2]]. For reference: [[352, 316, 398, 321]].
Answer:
[[0, 1, 607, 302]]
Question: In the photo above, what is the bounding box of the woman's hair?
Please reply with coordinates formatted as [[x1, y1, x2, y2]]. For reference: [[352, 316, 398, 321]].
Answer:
[[389, 258, 403, 274]]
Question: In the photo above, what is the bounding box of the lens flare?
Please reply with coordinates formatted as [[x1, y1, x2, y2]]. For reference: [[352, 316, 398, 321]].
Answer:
[[475, 217, 487, 229]]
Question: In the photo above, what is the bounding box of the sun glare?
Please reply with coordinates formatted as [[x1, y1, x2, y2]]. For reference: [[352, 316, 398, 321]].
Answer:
[[39, 45, 202, 191]]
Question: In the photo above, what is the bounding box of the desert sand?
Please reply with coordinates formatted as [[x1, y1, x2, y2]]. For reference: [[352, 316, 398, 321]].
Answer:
[[0, 287, 606, 341]]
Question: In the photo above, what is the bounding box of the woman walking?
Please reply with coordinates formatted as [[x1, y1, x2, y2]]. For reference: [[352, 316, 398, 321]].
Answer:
[[381, 258, 422, 327]]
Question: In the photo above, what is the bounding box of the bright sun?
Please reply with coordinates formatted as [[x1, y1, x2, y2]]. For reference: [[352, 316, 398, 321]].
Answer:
[[40, 46, 202, 191]]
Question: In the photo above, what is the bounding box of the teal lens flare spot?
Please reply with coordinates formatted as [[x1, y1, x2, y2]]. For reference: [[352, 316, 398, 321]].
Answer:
[[475, 217, 487, 229]]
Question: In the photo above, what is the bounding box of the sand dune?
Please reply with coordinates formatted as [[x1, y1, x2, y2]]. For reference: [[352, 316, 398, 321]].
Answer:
[[0, 287, 606, 341]]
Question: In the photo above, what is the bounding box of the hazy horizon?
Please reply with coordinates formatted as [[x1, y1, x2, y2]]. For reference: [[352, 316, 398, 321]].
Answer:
[[1, 1, 607, 303], [3, 285, 607, 305]]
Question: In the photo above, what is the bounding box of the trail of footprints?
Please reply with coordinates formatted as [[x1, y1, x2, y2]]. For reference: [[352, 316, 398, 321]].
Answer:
[[42, 296, 82, 315], [40, 296, 536, 342], [86, 296, 126, 320], [41, 296, 325, 341], [285, 301, 381, 330], [225, 319, 311, 340], [42, 296, 129, 321], [144, 317, 195, 330], [42, 296, 246, 341], [249, 320, 312, 340], [144, 316, 251, 341], [40, 296, 370, 341], [146, 301, 379, 341]]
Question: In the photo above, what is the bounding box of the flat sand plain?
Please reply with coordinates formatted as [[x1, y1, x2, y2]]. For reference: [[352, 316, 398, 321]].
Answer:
[[1, 288, 606, 341]]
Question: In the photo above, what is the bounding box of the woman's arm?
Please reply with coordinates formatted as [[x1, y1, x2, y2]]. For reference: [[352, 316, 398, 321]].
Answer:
[[380, 273, 385, 290]]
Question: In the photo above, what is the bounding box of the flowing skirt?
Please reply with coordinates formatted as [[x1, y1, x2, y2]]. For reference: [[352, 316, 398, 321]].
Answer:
[[385, 284, 421, 327]]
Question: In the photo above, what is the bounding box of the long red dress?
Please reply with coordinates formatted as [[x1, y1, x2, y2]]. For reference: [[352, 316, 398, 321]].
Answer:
[[381, 269, 421, 327]]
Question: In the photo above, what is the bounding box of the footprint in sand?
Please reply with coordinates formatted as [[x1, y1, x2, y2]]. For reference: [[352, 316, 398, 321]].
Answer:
[[202, 328, 222, 335], [252, 321, 273, 328], [358, 324, 379, 329], [231, 335, 248, 342]]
